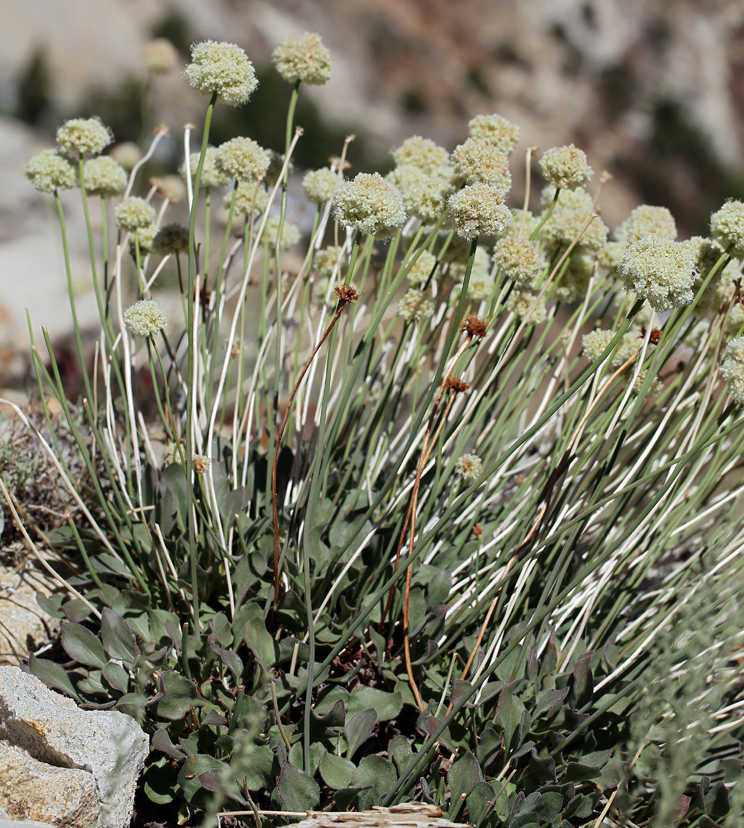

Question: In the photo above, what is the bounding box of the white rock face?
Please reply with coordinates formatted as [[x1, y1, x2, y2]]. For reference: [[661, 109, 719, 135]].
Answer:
[[0, 667, 149, 828]]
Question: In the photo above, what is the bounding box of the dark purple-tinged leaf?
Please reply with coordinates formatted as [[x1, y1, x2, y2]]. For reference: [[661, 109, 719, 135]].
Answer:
[[466, 781, 495, 825], [425, 715, 455, 754], [276, 762, 320, 811], [563, 793, 593, 819], [571, 652, 594, 708], [351, 755, 396, 811], [699, 816, 724, 828], [476, 727, 501, 771], [704, 780, 730, 817], [61, 623, 107, 670], [152, 727, 186, 760], [152, 671, 205, 720], [62, 599, 93, 624], [448, 752, 481, 816], [345, 708, 377, 760], [243, 617, 279, 670], [177, 754, 227, 806], [28, 653, 80, 701], [534, 687, 570, 720], [348, 686, 403, 721], [102, 661, 129, 694], [331, 785, 373, 811], [311, 697, 345, 729], [526, 747, 556, 781], [201, 708, 227, 727], [450, 679, 472, 708], [143, 754, 177, 804], [389, 736, 414, 778], [535, 791, 563, 821], [35, 591, 64, 619], [497, 681, 526, 750], [242, 744, 274, 791], [219, 647, 243, 681], [101, 608, 138, 666], [319, 751, 355, 790]]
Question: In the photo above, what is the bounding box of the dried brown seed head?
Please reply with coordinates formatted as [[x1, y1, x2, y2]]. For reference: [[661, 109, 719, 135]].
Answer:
[[462, 313, 488, 338], [335, 284, 360, 305], [472, 523, 483, 536], [444, 376, 470, 393]]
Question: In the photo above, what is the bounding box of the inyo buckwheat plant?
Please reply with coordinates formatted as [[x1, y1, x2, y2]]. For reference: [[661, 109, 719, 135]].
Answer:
[[10, 30, 744, 828]]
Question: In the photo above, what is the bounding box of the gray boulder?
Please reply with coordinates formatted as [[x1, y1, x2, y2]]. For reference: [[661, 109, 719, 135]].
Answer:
[[0, 667, 148, 828]]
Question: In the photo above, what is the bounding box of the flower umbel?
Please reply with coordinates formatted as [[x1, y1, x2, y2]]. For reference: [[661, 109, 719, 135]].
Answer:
[[333, 173, 406, 239], [272, 32, 332, 85], [123, 299, 167, 337], [540, 144, 593, 190], [215, 137, 271, 182], [115, 197, 156, 232], [468, 113, 521, 156], [82, 156, 128, 198], [447, 183, 511, 240], [25, 149, 76, 192], [711, 200, 744, 259], [184, 41, 257, 107], [720, 335, 744, 405], [56, 117, 113, 156], [620, 234, 696, 312], [456, 454, 484, 482]]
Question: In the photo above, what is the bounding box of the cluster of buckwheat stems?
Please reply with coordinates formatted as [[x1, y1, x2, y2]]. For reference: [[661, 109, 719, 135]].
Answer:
[[12, 30, 744, 824]]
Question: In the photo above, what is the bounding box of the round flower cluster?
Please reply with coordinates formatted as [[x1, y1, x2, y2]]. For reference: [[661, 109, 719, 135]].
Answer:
[[449, 245, 491, 284], [143, 38, 179, 73], [631, 369, 664, 398], [711, 200, 744, 259], [110, 142, 142, 170], [452, 138, 511, 194], [539, 144, 593, 190], [115, 197, 156, 232], [216, 137, 270, 182], [505, 208, 540, 240], [610, 331, 642, 369], [262, 215, 301, 250], [597, 241, 627, 274], [582, 329, 613, 362], [180, 148, 230, 189], [406, 250, 438, 285], [272, 32, 332, 85], [447, 183, 511, 240], [153, 223, 190, 254], [157, 175, 188, 203], [682, 236, 732, 312], [315, 247, 348, 280], [184, 41, 257, 106], [540, 185, 593, 212], [123, 299, 167, 337], [398, 288, 434, 322], [553, 254, 594, 303], [721, 335, 744, 405], [303, 167, 338, 204], [392, 136, 450, 174], [389, 165, 454, 224], [455, 453, 484, 482], [620, 235, 696, 312], [57, 117, 113, 156], [539, 203, 608, 254], [333, 173, 406, 239], [505, 287, 547, 325], [468, 113, 520, 156], [82, 156, 127, 198], [728, 304, 744, 336], [493, 237, 546, 287], [134, 225, 159, 253], [25, 149, 76, 192], [615, 205, 677, 245], [229, 182, 270, 216]]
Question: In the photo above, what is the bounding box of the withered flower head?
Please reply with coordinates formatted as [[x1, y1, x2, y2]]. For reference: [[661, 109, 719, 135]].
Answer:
[[472, 523, 483, 536], [335, 284, 360, 305], [639, 326, 663, 345], [462, 313, 488, 338], [444, 376, 470, 394]]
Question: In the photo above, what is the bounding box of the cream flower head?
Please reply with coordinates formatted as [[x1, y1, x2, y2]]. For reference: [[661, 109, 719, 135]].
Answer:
[[123, 299, 167, 337], [272, 32, 332, 85], [184, 41, 257, 107]]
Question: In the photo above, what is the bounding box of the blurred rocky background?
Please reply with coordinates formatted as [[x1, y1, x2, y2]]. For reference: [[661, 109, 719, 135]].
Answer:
[[1, 0, 744, 391]]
